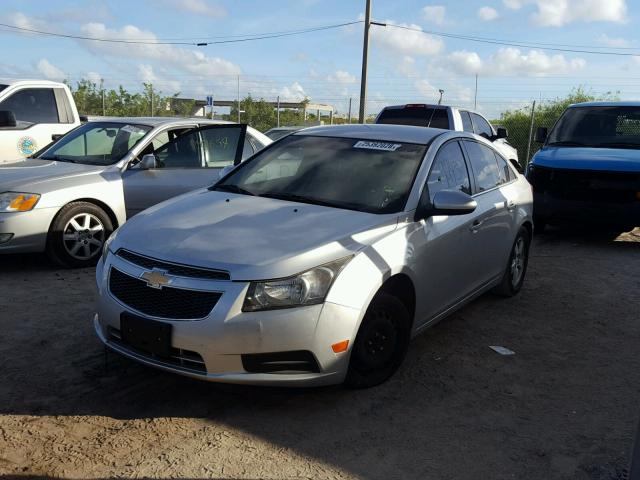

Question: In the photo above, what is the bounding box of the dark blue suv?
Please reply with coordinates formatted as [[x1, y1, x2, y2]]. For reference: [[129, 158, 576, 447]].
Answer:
[[526, 102, 640, 231]]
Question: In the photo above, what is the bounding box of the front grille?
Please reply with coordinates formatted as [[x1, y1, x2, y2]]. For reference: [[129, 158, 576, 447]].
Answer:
[[529, 165, 640, 203], [116, 249, 230, 281], [242, 350, 320, 374], [108, 327, 206, 373], [109, 267, 221, 319]]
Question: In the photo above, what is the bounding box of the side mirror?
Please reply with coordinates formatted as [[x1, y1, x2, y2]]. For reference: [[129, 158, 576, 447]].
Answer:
[[510, 158, 524, 174], [51, 134, 63, 142], [495, 127, 508, 139], [534, 127, 548, 144], [0, 111, 17, 128], [415, 190, 477, 221], [139, 154, 157, 170], [218, 164, 235, 179]]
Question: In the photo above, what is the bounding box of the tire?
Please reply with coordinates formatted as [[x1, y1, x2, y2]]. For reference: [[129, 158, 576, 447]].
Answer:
[[493, 226, 531, 297], [345, 293, 411, 389], [47, 202, 113, 268]]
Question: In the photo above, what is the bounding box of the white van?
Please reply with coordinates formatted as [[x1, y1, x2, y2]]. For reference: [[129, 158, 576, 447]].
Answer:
[[0, 80, 80, 163]]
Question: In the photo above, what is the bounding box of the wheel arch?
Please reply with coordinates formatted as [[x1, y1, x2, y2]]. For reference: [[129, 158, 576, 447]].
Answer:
[[377, 273, 417, 329], [48, 198, 120, 234]]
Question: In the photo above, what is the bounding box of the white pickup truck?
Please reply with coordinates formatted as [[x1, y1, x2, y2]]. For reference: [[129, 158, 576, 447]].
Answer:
[[0, 80, 80, 164]]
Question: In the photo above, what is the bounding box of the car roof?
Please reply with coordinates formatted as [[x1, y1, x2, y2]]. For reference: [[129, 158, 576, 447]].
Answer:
[[292, 124, 449, 145], [569, 101, 640, 108], [0, 79, 66, 87], [380, 103, 479, 114], [85, 117, 235, 127]]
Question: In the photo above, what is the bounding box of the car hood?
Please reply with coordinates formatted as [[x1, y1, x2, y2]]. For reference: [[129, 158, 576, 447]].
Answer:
[[112, 189, 399, 280], [532, 146, 640, 172], [0, 158, 107, 190]]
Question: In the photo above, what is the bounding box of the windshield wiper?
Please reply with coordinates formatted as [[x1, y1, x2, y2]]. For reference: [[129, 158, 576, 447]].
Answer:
[[41, 155, 78, 163], [547, 141, 589, 147], [210, 184, 256, 196], [258, 192, 367, 211]]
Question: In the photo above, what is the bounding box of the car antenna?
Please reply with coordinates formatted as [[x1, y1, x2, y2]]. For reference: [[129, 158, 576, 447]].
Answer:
[[427, 89, 444, 128]]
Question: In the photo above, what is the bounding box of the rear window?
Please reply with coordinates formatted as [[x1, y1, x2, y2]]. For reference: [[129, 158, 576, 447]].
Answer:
[[0, 84, 7, 93], [377, 107, 450, 129]]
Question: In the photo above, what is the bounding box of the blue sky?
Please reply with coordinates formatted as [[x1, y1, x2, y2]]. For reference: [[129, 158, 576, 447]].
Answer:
[[1, 0, 638, 117]]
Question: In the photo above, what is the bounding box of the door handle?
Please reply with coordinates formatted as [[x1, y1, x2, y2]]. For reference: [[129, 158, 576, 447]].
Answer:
[[469, 219, 484, 233], [506, 200, 516, 212]]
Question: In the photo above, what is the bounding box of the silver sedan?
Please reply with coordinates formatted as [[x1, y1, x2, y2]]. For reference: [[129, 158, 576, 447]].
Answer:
[[95, 124, 533, 388], [0, 118, 270, 267]]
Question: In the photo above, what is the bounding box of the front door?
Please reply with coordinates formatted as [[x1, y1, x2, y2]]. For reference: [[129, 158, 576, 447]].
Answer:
[[122, 124, 247, 217]]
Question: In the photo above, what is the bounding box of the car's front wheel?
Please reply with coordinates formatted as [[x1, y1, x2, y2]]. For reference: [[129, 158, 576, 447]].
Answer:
[[345, 293, 411, 388], [47, 202, 113, 268], [493, 226, 531, 297]]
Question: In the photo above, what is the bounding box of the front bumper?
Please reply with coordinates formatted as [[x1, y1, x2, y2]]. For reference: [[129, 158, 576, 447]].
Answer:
[[0, 208, 59, 253], [94, 252, 363, 387], [534, 192, 640, 226]]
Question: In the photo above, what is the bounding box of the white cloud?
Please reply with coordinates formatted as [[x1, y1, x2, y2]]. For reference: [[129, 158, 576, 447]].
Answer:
[[598, 34, 631, 48], [6, 11, 38, 30], [422, 5, 446, 25], [36, 59, 65, 81], [158, 0, 227, 18], [445, 47, 586, 76], [502, 0, 627, 26], [279, 82, 306, 102], [372, 21, 444, 56], [291, 52, 308, 63], [79, 22, 241, 78], [398, 56, 417, 76], [137, 64, 182, 94], [86, 71, 103, 85], [327, 70, 356, 84], [478, 6, 500, 21]]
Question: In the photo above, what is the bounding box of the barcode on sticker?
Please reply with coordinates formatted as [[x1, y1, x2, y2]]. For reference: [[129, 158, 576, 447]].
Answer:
[[353, 140, 402, 151]]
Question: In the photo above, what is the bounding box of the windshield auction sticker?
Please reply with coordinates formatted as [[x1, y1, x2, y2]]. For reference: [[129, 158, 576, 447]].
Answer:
[[353, 140, 402, 151]]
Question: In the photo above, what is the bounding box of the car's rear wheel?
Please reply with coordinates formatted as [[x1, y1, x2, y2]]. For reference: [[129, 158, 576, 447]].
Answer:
[[47, 202, 113, 268], [493, 226, 531, 297], [345, 293, 411, 389]]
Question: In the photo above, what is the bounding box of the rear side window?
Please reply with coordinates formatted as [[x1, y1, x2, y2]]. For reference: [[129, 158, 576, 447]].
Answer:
[[470, 113, 493, 138], [377, 107, 450, 129], [0, 88, 59, 125], [463, 141, 502, 193], [427, 141, 471, 199], [460, 111, 474, 133], [494, 152, 514, 183]]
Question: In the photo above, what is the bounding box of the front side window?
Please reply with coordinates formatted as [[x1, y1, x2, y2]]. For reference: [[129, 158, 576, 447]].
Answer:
[[463, 141, 502, 193], [201, 126, 243, 167], [153, 129, 203, 168], [471, 113, 493, 138], [547, 106, 640, 148], [460, 111, 474, 133], [39, 122, 151, 165], [427, 141, 471, 199], [0, 88, 59, 126], [214, 135, 427, 214]]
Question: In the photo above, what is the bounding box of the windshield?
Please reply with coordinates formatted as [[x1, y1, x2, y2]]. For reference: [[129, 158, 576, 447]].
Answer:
[[547, 106, 640, 148], [266, 129, 296, 141], [213, 135, 426, 214], [39, 122, 151, 165]]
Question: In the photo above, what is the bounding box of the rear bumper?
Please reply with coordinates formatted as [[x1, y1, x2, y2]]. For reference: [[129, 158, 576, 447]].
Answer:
[[0, 208, 58, 253], [533, 192, 640, 226]]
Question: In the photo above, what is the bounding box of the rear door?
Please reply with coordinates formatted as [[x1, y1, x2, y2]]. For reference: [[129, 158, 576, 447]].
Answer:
[[461, 140, 514, 284], [0, 87, 75, 163], [122, 124, 247, 217]]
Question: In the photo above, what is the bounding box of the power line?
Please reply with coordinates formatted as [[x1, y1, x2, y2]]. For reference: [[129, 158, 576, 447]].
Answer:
[[0, 20, 363, 46], [379, 23, 640, 57]]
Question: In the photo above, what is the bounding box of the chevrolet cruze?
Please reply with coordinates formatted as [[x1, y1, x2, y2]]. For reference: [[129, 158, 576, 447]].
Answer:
[[95, 124, 533, 388]]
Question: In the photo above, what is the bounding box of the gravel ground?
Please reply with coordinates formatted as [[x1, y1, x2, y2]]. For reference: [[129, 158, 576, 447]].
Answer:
[[0, 227, 639, 480]]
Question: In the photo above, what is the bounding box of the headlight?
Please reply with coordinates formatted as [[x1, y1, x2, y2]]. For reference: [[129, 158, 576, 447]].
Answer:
[[0, 192, 41, 212], [100, 227, 119, 265], [242, 256, 353, 312]]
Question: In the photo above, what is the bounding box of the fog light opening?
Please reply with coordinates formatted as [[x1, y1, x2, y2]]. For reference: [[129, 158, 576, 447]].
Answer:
[[0, 233, 14, 244], [331, 340, 349, 353]]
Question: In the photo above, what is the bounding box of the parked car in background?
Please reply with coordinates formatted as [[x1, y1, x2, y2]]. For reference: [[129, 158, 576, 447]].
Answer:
[[95, 124, 533, 388], [0, 118, 270, 267], [0, 79, 81, 163], [527, 102, 640, 231], [375, 104, 520, 169], [264, 126, 304, 141]]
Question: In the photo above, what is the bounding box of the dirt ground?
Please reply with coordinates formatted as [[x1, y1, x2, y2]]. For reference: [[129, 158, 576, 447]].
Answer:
[[0, 226, 639, 480]]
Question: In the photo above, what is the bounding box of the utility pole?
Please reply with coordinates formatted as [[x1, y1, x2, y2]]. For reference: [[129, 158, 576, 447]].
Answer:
[[358, 0, 372, 123], [150, 84, 154, 117], [276, 95, 280, 127], [348, 97, 352, 123], [236, 75, 241, 123], [101, 78, 105, 116], [474, 74, 478, 110]]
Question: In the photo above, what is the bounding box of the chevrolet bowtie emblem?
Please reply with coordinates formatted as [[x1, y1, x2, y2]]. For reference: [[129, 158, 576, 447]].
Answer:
[[140, 269, 172, 289]]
